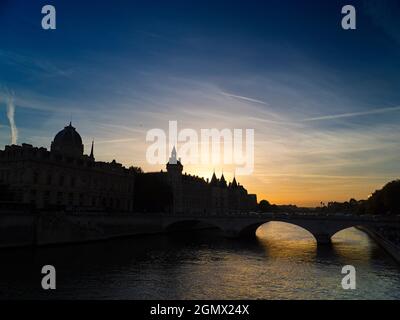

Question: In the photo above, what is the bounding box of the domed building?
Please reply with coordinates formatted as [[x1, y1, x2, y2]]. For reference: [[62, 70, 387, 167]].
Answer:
[[50, 122, 84, 157], [0, 123, 135, 212]]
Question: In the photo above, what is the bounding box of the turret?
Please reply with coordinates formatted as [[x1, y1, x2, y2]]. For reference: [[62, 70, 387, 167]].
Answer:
[[210, 171, 219, 186], [89, 140, 95, 160], [166, 146, 183, 174], [231, 176, 238, 188], [219, 173, 227, 187]]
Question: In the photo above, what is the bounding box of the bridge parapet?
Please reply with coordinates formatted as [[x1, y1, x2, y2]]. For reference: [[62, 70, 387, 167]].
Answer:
[[160, 213, 400, 245]]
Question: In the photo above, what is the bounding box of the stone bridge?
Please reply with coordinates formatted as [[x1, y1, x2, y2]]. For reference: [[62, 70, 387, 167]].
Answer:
[[161, 212, 400, 245]]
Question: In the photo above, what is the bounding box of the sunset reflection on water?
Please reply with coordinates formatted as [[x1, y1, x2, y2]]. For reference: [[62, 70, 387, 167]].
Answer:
[[0, 222, 399, 299]]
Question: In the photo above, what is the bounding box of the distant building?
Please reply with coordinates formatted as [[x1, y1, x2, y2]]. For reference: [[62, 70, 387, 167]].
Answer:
[[0, 123, 135, 212], [0, 125, 257, 215], [135, 147, 258, 215]]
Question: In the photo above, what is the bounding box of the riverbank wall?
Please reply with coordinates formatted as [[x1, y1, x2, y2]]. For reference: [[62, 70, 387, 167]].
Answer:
[[0, 210, 220, 248], [0, 211, 168, 248], [358, 226, 400, 264]]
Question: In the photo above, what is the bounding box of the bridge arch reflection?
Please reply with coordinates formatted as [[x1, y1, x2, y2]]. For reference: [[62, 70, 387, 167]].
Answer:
[[239, 221, 317, 242], [331, 225, 365, 240], [234, 216, 377, 245], [161, 213, 397, 245]]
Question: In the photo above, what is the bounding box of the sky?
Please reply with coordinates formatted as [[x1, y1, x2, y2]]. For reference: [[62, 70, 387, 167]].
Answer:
[[0, 0, 400, 206]]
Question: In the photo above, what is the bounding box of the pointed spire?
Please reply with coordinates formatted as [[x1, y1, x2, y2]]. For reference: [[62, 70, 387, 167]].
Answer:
[[219, 172, 227, 187], [232, 176, 238, 188], [89, 140, 94, 160], [220, 172, 226, 181], [169, 145, 177, 164], [210, 171, 218, 186]]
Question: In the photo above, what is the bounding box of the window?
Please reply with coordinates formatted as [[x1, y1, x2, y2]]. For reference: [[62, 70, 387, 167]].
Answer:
[[68, 193, 74, 205], [30, 190, 37, 205], [43, 191, 51, 207], [70, 177, 76, 188], [57, 192, 63, 205], [33, 172, 39, 184]]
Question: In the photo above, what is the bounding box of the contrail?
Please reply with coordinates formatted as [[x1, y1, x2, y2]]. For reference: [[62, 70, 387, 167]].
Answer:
[[220, 91, 269, 105], [6, 94, 18, 145], [302, 105, 400, 122]]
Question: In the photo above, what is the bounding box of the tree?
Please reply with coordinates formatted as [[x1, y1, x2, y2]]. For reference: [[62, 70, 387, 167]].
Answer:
[[258, 200, 272, 212], [366, 180, 400, 215], [129, 166, 143, 174]]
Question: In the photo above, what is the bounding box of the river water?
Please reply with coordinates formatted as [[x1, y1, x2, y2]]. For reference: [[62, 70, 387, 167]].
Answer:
[[0, 222, 399, 299]]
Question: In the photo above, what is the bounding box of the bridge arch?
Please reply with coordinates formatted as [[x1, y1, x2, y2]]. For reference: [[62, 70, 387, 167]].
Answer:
[[162, 216, 377, 246], [237, 220, 319, 243], [330, 224, 368, 240]]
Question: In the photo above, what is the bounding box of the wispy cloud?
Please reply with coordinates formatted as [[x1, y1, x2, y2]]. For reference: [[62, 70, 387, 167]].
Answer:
[[220, 91, 269, 105], [0, 49, 73, 79], [95, 137, 139, 144], [302, 105, 400, 122], [3, 92, 18, 144]]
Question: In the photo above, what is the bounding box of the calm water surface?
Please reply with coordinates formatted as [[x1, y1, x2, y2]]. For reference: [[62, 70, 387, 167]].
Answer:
[[0, 222, 399, 299]]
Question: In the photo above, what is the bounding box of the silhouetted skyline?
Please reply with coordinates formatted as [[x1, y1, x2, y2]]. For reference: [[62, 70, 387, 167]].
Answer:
[[1, 0, 400, 205]]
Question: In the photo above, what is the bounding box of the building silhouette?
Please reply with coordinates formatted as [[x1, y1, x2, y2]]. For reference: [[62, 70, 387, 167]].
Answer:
[[0, 123, 135, 211], [135, 147, 257, 215], [0, 123, 257, 215]]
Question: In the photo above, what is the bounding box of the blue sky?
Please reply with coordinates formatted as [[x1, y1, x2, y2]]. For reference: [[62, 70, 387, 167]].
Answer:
[[1, 0, 400, 205]]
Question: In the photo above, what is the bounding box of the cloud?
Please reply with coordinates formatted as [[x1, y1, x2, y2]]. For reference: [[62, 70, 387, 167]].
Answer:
[[95, 137, 138, 144], [301, 105, 400, 122], [220, 91, 269, 105], [5, 93, 18, 144], [0, 49, 73, 79], [2, 90, 18, 144]]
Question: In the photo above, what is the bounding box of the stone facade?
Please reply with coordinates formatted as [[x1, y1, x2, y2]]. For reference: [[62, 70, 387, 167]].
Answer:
[[0, 125, 257, 216], [0, 123, 135, 212], [142, 147, 258, 215]]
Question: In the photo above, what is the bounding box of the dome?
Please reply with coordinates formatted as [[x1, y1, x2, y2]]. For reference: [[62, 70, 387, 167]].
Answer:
[[50, 122, 84, 157]]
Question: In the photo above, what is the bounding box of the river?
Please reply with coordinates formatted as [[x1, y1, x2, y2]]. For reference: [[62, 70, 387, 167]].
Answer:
[[0, 222, 399, 299]]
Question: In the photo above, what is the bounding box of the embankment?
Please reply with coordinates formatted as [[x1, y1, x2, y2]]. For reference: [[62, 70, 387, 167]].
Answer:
[[358, 226, 400, 264]]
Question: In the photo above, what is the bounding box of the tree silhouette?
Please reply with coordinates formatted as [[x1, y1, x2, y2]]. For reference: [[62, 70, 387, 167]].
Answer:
[[258, 199, 272, 212], [366, 180, 400, 215]]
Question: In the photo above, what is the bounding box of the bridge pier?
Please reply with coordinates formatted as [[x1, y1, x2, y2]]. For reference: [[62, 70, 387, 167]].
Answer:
[[313, 233, 332, 246], [163, 215, 379, 247], [223, 229, 241, 238]]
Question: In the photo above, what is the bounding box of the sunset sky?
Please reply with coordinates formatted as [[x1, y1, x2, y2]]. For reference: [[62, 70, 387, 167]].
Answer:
[[1, 0, 400, 206]]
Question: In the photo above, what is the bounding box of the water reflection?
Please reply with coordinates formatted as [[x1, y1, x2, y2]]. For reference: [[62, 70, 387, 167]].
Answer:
[[0, 222, 399, 299]]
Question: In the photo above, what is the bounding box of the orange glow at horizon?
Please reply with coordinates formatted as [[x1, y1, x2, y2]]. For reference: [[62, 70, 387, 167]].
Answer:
[[28, 88, 397, 209], [116, 159, 389, 208]]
